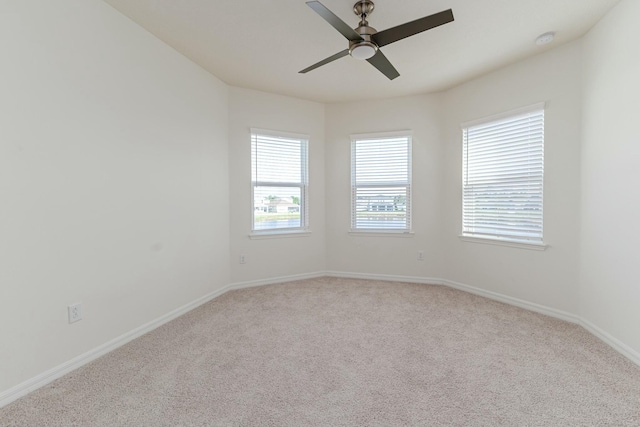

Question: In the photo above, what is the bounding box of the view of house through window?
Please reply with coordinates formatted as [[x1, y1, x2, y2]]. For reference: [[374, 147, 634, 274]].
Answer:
[[351, 132, 412, 232], [251, 129, 309, 232], [462, 104, 545, 244]]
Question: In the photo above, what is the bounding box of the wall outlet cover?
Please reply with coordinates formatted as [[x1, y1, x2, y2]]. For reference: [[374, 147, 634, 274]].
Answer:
[[68, 303, 83, 324]]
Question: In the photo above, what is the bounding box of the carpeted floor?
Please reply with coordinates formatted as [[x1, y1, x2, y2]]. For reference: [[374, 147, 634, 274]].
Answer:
[[1, 277, 640, 426]]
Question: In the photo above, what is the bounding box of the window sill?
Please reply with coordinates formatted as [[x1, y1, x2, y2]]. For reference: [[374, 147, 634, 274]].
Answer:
[[349, 230, 415, 238], [459, 235, 547, 251], [249, 230, 312, 240]]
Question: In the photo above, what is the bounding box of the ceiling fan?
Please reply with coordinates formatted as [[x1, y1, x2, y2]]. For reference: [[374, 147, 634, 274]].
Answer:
[[300, 0, 454, 80]]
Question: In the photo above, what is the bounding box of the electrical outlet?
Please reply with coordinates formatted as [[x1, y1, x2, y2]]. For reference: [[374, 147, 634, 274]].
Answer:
[[68, 303, 83, 324], [239, 254, 246, 264], [417, 251, 424, 262]]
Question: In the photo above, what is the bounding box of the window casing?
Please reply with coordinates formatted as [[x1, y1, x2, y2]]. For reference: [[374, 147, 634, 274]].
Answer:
[[462, 104, 545, 244], [251, 129, 309, 233], [351, 132, 412, 232]]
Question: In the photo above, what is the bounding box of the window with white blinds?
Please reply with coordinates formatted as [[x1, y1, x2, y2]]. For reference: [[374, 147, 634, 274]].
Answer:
[[462, 104, 545, 244], [251, 129, 309, 233], [351, 132, 412, 232]]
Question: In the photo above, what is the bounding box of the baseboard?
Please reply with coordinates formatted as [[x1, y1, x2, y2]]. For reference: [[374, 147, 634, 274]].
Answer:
[[440, 278, 580, 324], [3, 270, 639, 408], [229, 271, 326, 290], [327, 270, 640, 368], [579, 318, 640, 367], [324, 270, 443, 285], [0, 272, 328, 409], [0, 283, 234, 408], [327, 271, 579, 323]]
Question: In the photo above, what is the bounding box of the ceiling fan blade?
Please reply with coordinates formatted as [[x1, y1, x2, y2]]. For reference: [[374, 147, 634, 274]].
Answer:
[[372, 9, 454, 48], [299, 49, 350, 74], [366, 50, 400, 80], [306, 1, 363, 42]]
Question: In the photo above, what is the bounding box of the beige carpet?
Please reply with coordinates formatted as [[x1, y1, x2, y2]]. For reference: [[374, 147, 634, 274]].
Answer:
[[1, 277, 639, 426]]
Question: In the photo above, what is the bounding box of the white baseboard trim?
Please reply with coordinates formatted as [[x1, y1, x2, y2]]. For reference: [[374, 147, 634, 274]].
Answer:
[[0, 285, 235, 408], [580, 317, 640, 367], [229, 271, 326, 291], [327, 270, 640, 368], [327, 270, 578, 323], [3, 270, 639, 408], [0, 283, 235, 409], [440, 278, 580, 324], [324, 270, 443, 285], [0, 272, 328, 409]]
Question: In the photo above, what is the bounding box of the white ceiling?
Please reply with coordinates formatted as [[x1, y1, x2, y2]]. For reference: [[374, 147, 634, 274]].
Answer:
[[103, 0, 619, 103]]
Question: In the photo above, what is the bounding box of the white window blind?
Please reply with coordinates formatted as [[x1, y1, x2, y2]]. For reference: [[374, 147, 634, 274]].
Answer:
[[351, 133, 412, 231], [251, 129, 309, 232], [462, 106, 544, 243]]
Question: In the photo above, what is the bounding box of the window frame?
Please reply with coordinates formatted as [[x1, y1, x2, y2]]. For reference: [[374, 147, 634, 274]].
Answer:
[[460, 103, 547, 249], [250, 128, 310, 236], [350, 130, 413, 234]]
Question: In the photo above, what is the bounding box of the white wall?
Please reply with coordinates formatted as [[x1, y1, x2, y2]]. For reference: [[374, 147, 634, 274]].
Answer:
[[2, 0, 639, 404], [325, 42, 584, 313], [228, 87, 326, 283], [325, 94, 445, 278], [0, 0, 229, 394], [580, 0, 640, 355], [440, 41, 583, 313]]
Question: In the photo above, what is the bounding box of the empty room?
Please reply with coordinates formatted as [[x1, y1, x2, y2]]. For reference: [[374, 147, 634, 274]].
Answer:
[[1, 0, 639, 425]]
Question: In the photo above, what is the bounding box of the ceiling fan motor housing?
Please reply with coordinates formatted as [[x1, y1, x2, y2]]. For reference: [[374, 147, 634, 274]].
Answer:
[[349, 21, 378, 60]]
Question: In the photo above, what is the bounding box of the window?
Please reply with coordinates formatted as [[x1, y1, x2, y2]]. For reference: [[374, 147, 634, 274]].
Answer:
[[462, 104, 545, 244], [251, 129, 309, 233], [351, 132, 412, 232]]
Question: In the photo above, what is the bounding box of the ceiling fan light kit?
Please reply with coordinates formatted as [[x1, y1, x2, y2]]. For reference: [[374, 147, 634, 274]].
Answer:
[[300, 0, 454, 80], [350, 42, 377, 60]]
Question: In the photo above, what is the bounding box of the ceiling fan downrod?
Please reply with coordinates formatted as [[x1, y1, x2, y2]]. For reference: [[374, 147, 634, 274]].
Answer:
[[353, 0, 375, 27]]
